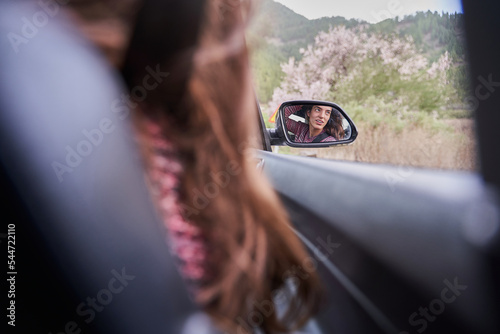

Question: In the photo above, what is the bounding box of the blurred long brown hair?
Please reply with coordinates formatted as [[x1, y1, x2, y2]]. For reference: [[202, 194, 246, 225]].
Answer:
[[326, 109, 346, 140], [69, 0, 323, 332]]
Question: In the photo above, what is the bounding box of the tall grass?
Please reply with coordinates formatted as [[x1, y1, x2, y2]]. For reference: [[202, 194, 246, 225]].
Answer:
[[273, 118, 476, 171]]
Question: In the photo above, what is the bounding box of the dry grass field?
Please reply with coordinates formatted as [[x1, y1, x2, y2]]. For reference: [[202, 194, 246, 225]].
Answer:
[[273, 119, 477, 171]]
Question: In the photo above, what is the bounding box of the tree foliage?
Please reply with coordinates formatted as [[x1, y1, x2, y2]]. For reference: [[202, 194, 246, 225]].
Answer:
[[248, 0, 468, 108], [269, 26, 452, 116]]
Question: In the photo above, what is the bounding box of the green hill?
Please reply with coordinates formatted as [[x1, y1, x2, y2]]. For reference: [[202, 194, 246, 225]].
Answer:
[[248, 0, 467, 103]]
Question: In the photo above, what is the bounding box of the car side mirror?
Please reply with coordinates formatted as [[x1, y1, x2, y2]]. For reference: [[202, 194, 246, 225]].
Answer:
[[268, 100, 358, 147]]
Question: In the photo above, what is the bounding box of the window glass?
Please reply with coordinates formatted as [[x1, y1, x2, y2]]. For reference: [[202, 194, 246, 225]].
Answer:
[[248, 0, 475, 171]]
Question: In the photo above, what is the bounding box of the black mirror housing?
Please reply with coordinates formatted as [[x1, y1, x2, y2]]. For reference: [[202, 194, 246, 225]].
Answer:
[[269, 100, 358, 148]]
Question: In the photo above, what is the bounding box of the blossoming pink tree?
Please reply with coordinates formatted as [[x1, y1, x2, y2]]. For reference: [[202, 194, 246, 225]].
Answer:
[[269, 26, 452, 115]]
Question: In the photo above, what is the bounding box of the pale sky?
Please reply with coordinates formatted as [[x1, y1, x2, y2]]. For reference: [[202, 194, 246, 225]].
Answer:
[[272, 0, 463, 23]]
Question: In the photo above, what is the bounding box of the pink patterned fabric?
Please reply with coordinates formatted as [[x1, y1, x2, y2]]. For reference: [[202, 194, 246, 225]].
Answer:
[[142, 120, 212, 285]]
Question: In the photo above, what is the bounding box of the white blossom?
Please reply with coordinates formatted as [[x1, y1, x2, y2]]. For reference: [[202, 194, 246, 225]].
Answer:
[[268, 26, 451, 113]]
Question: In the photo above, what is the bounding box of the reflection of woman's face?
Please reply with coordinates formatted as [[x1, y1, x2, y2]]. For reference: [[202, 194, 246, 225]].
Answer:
[[307, 105, 332, 134]]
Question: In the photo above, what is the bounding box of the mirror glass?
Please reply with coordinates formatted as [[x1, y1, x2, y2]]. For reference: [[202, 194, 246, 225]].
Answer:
[[282, 104, 352, 143]]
